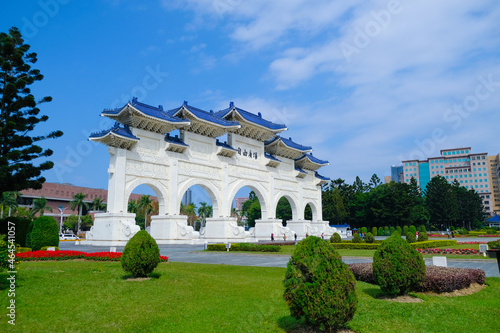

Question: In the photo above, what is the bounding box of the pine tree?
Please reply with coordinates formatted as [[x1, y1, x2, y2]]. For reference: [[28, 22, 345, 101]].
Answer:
[[0, 27, 63, 194]]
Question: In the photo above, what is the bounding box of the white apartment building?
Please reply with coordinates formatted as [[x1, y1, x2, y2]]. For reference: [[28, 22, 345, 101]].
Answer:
[[402, 147, 493, 216]]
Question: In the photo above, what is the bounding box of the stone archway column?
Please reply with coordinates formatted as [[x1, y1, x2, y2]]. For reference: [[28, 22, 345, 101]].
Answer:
[[85, 148, 139, 246]]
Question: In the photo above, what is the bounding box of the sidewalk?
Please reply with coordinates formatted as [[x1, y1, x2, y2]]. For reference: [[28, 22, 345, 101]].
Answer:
[[60, 242, 500, 277]]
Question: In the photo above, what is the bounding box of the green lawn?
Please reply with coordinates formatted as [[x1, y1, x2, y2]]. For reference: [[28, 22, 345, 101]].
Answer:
[[1, 261, 500, 332]]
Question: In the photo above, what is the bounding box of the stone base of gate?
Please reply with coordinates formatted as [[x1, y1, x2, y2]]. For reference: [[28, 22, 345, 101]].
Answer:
[[85, 212, 140, 246], [285, 220, 312, 240], [309, 221, 338, 240], [200, 217, 251, 243], [254, 219, 295, 241], [150, 215, 201, 244]]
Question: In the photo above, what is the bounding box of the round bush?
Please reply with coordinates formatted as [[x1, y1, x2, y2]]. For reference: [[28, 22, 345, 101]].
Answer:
[[352, 233, 363, 243], [330, 232, 342, 243], [373, 234, 426, 296], [417, 231, 428, 242], [371, 227, 378, 236], [406, 232, 416, 243], [389, 226, 394, 235], [420, 225, 427, 233], [30, 216, 59, 251], [364, 232, 375, 243], [396, 226, 402, 235], [0, 217, 32, 247], [409, 225, 417, 235], [361, 227, 367, 234], [378, 227, 383, 237], [284, 236, 357, 331], [403, 225, 409, 235], [121, 230, 160, 277]]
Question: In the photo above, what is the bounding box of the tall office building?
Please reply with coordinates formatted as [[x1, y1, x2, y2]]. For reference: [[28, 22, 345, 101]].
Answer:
[[182, 189, 192, 206], [390, 165, 404, 183], [402, 147, 494, 216], [488, 154, 500, 213]]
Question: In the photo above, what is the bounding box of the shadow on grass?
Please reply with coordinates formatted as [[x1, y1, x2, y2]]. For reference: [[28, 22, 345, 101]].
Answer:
[[362, 286, 384, 299], [0, 272, 9, 291], [121, 271, 161, 280], [277, 316, 354, 332]]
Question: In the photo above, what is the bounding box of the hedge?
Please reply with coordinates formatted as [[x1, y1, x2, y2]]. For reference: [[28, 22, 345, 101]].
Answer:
[[330, 240, 456, 250], [207, 243, 281, 252], [411, 240, 457, 249], [348, 263, 485, 294], [330, 243, 380, 250]]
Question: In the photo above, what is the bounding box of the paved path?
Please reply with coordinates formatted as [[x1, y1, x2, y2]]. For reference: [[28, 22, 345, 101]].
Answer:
[[60, 242, 500, 277]]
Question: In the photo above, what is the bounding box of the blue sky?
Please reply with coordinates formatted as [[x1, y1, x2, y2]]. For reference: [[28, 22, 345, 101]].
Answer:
[[1, 1, 500, 204]]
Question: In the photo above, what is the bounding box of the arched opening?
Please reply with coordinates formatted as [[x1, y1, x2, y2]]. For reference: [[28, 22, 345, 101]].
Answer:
[[128, 184, 160, 230], [179, 185, 214, 231], [231, 186, 263, 229], [304, 202, 318, 221], [276, 196, 295, 226]]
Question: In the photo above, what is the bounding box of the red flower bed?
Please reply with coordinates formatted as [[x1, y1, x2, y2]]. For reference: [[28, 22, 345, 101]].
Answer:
[[416, 248, 477, 255], [16, 250, 168, 262]]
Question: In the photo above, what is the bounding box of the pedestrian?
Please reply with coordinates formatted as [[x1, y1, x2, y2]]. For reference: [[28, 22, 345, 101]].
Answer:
[[321, 233, 324, 239], [294, 233, 297, 242], [305, 232, 309, 238], [284, 234, 287, 241], [271, 233, 274, 241], [451, 230, 455, 238]]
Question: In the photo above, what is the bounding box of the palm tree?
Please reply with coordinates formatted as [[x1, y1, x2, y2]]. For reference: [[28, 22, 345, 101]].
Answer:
[[182, 203, 197, 227], [128, 199, 138, 213], [31, 196, 53, 217], [69, 192, 89, 233], [0, 191, 20, 218], [197, 202, 212, 227], [90, 197, 105, 211], [137, 195, 154, 228]]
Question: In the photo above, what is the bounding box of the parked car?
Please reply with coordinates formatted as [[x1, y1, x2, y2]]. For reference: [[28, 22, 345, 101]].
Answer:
[[60, 234, 79, 241]]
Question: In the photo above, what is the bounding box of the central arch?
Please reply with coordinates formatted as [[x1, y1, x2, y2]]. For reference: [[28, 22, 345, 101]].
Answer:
[[273, 191, 299, 221], [226, 180, 268, 219], [177, 178, 220, 218]]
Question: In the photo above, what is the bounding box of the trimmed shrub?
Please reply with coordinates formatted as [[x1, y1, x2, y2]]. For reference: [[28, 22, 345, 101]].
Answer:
[[373, 234, 426, 296], [406, 232, 416, 243], [365, 232, 375, 243], [488, 240, 500, 250], [121, 230, 160, 277], [372, 227, 378, 236], [0, 217, 32, 247], [378, 227, 383, 236], [330, 232, 342, 243], [352, 233, 363, 243], [388, 226, 394, 235], [16, 247, 32, 253], [361, 227, 367, 234], [403, 225, 409, 235], [206, 243, 280, 252], [348, 263, 375, 284], [30, 216, 59, 251], [331, 243, 379, 250], [396, 226, 402, 235], [417, 231, 428, 242], [409, 225, 417, 235], [284, 236, 357, 331], [412, 240, 456, 249]]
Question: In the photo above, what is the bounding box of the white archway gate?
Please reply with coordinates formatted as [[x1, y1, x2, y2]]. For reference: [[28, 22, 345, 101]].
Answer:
[[86, 99, 336, 245]]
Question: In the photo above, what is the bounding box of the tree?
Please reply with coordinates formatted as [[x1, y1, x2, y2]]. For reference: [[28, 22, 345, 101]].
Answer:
[[63, 214, 93, 233], [424, 176, 458, 230], [181, 202, 197, 227], [368, 173, 382, 189], [276, 197, 292, 225], [197, 202, 212, 227], [241, 191, 261, 228], [69, 192, 89, 234], [0, 191, 19, 218], [90, 197, 105, 211], [0, 27, 63, 194], [128, 199, 138, 213], [137, 195, 154, 229], [30, 196, 52, 217]]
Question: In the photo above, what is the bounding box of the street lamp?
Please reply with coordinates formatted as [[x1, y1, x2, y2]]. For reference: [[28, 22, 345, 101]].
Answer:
[[58, 205, 67, 234]]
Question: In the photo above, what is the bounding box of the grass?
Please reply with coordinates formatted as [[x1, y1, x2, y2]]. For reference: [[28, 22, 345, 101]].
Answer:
[[1, 261, 500, 332]]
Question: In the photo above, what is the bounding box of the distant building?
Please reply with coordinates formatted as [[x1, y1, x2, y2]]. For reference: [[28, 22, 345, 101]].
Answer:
[[182, 189, 192, 206], [390, 165, 404, 183], [402, 147, 494, 216], [234, 197, 249, 211], [384, 176, 392, 184], [488, 154, 500, 213], [19, 182, 155, 220]]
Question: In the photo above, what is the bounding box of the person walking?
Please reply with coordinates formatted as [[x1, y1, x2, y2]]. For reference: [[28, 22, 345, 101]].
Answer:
[[284, 234, 287, 241], [271, 233, 274, 241], [294, 233, 297, 242]]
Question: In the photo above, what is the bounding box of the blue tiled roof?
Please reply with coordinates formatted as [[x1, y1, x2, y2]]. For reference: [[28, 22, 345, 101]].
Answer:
[[216, 139, 237, 151], [295, 166, 308, 174], [103, 97, 190, 124], [330, 224, 350, 228], [169, 102, 240, 127], [216, 102, 287, 130], [315, 172, 330, 181], [264, 153, 281, 162], [296, 153, 329, 165], [487, 213, 500, 222], [265, 136, 312, 152], [165, 134, 188, 146], [89, 123, 139, 140]]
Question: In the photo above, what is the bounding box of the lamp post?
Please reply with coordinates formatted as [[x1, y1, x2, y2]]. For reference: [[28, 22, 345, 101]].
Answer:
[[58, 205, 67, 234]]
